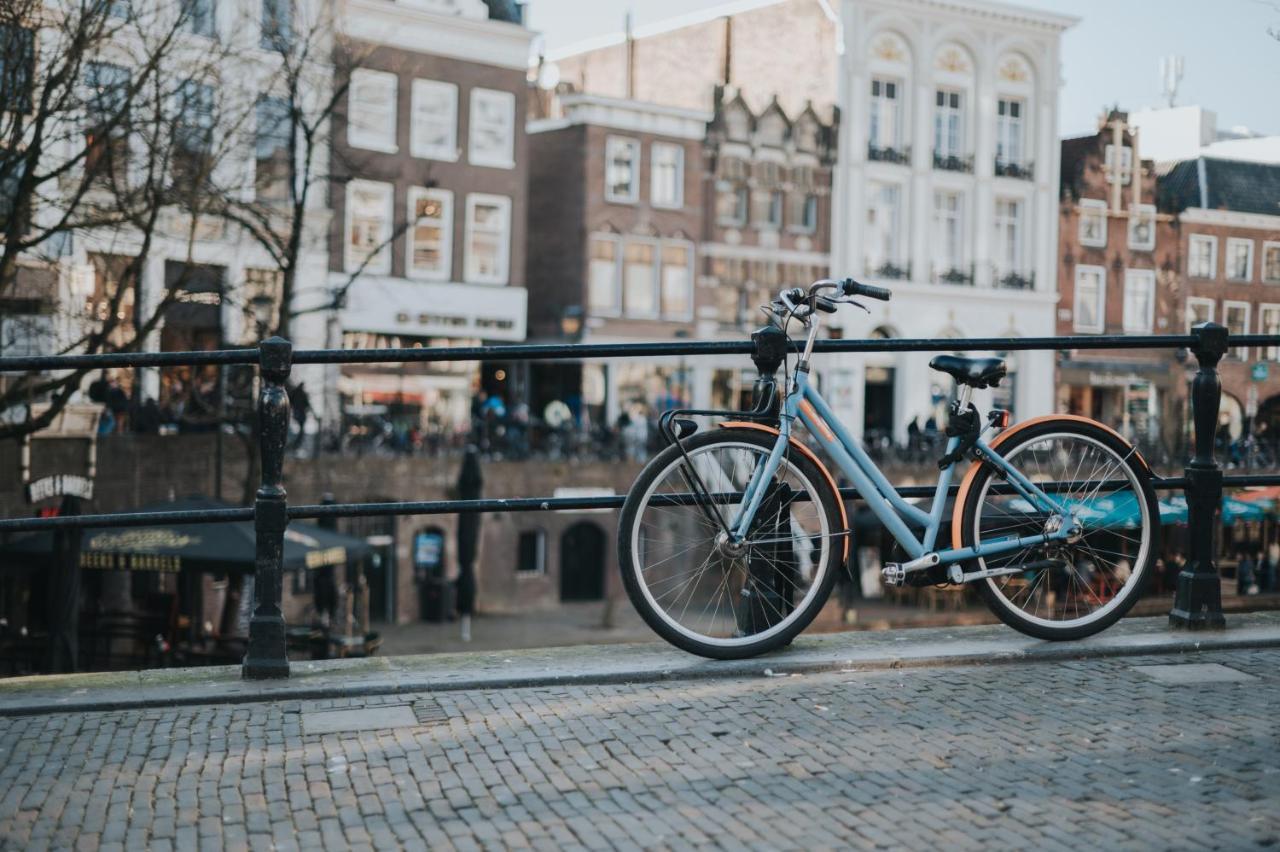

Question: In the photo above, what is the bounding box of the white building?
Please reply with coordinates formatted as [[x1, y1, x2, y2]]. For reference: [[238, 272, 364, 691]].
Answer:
[[829, 0, 1076, 441]]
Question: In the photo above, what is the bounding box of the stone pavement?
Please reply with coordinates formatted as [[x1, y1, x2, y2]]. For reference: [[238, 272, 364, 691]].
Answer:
[[1, 621, 1279, 850]]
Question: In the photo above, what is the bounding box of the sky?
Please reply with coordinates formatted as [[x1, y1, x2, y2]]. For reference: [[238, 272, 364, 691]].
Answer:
[[524, 0, 1280, 137]]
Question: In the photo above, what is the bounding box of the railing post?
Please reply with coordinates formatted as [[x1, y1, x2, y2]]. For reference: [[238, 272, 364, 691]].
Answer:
[[1170, 321, 1228, 630], [243, 336, 293, 678]]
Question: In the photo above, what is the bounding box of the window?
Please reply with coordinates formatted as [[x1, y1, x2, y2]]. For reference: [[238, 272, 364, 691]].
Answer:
[[1078, 199, 1107, 248], [83, 62, 131, 185], [468, 88, 515, 168], [1073, 266, 1105, 333], [254, 96, 291, 202], [515, 530, 546, 574], [794, 194, 818, 233], [344, 180, 393, 275], [865, 182, 900, 270], [650, 143, 683, 208], [1223, 301, 1250, 361], [588, 236, 620, 314], [173, 80, 214, 186], [605, 136, 640, 203], [869, 78, 901, 151], [1122, 269, 1155, 333], [1128, 204, 1155, 251], [623, 242, 657, 317], [347, 69, 397, 153], [410, 80, 457, 160], [660, 243, 692, 319], [1265, 243, 1280, 285], [1226, 238, 1253, 282], [932, 191, 965, 275], [261, 0, 291, 49], [1261, 305, 1280, 361], [934, 90, 963, 159], [1185, 297, 1214, 331], [464, 194, 510, 284], [993, 198, 1023, 276], [1104, 144, 1132, 185], [0, 26, 36, 113], [756, 190, 783, 229], [1188, 234, 1217, 279], [407, 187, 452, 280], [995, 98, 1023, 166], [181, 0, 216, 37], [716, 181, 747, 226]]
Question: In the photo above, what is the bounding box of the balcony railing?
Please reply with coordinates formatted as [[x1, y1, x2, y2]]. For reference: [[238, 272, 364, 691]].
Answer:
[[994, 269, 1035, 290], [995, 159, 1034, 180], [868, 142, 911, 165], [933, 263, 975, 286], [933, 152, 973, 173], [865, 260, 912, 280]]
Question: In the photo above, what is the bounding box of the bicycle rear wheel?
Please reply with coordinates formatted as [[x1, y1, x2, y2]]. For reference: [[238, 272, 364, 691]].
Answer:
[[958, 418, 1158, 640], [617, 429, 845, 659]]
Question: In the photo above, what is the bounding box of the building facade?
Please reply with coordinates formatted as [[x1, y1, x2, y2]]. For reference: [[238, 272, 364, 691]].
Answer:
[[828, 0, 1075, 442], [1158, 157, 1280, 447], [1055, 111, 1182, 456], [329, 0, 535, 440]]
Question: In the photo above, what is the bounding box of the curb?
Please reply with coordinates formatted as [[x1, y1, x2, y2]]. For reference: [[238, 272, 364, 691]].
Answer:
[[2, 621, 1279, 717]]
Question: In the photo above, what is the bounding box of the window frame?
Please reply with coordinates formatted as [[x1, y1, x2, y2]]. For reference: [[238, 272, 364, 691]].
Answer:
[[1222, 300, 1251, 361], [1188, 234, 1217, 279], [1104, 143, 1132, 185], [1121, 268, 1155, 334], [1073, 264, 1106, 334], [659, 239, 695, 321], [344, 179, 394, 276], [253, 95, 292, 203], [1260, 303, 1280, 361], [405, 186, 453, 282], [995, 97, 1024, 167], [260, 0, 292, 49], [1263, 241, 1280, 285], [604, 135, 641, 204], [409, 79, 458, 161], [1127, 203, 1156, 251], [932, 189, 966, 275], [463, 192, 511, 285], [587, 233, 622, 317], [346, 68, 398, 154], [1225, 237, 1254, 282], [649, 142, 684, 209], [993, 196, 1024, 276], [869, 77, 903, 151], [182, 0, 216, 38], [467, 87, 515, 169], [1078, 199, 1107, 248], [933, 88, 964, 159], [866, 180, 902, 270], [515, 529, 546, 575], [1185, 296, 1215, 332], [621, 237, 660, 319]]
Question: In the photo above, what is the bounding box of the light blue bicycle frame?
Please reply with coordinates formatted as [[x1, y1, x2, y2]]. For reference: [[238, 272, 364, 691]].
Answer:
[[726, 369, 1074, 568]]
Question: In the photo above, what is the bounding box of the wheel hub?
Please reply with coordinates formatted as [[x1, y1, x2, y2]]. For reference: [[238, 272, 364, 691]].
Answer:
[[715, 531, 748, 558]]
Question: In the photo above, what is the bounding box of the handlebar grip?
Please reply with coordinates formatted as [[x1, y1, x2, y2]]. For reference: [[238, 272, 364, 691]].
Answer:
[[841, 278, 892, 301]]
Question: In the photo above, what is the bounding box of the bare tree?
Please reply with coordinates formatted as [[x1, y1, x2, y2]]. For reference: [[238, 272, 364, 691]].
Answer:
[[0, 0, 246, 441]]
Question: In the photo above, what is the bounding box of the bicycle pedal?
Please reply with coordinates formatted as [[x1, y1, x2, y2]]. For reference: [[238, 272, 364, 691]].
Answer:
[[881, 564, 906, 587]]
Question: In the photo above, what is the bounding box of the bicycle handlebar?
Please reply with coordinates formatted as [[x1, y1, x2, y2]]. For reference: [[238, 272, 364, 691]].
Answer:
[[840, 278, 892, 301]]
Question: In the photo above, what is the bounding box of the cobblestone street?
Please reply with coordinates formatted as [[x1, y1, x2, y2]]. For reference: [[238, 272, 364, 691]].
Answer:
[[1, 646, 1278, 850]]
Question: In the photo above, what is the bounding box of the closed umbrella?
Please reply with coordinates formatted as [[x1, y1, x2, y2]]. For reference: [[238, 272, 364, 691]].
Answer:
[[455, 446, 483, 642]]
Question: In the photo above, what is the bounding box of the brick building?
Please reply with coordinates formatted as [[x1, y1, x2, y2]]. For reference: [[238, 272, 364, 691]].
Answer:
[[1158, 157, 1280, 445], [329, 0, 535, 438], [1055, 111, 1183, 455]]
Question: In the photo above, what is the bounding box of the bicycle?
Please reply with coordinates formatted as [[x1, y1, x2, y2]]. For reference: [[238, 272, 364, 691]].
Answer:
[[617, 278, 1159, 659]]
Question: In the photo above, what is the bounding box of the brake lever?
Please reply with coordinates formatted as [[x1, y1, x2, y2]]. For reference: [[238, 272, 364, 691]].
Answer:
[[833, 297, 870, 314]]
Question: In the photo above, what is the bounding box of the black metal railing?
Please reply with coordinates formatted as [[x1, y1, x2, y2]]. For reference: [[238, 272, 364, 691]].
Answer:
[[868, 142, 911, 165], [933, 152, 974, 173], [994, 159, 1034, 180], [2, 324, 1272, 677]]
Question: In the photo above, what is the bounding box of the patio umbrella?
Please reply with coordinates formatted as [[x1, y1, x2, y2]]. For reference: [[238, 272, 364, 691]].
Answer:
[[0, 496, 372, 574], [455, 446, 483, 642]]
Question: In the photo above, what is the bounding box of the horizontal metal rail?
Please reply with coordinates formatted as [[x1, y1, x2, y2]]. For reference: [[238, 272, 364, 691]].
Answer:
[[6, 332, 1264, 374], [4, 474, 1278, 534]]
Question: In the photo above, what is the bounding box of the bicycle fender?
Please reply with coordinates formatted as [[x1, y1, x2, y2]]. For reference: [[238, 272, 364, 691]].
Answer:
[[719, 421, 850, 559], [950, 414, 1152, 551]]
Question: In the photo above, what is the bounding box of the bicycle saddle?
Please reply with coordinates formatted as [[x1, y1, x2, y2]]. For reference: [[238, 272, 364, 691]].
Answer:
[[928, 354, 1007, 388]]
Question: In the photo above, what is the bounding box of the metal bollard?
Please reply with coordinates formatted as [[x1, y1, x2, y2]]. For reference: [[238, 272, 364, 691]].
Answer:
[[243, 337, 293, 678], [1170, 322, 1227, 630]]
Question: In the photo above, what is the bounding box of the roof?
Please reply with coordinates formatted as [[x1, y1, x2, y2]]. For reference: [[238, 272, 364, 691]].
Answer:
[[1158, 157, 1280, 217]]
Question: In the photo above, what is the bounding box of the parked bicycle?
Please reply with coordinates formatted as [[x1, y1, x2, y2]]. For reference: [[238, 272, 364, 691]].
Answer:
[[618, 278, 1159, 659]]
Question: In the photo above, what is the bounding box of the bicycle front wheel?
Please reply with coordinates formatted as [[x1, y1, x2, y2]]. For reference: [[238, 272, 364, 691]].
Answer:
[[958, 418, 1159, 640], [618, 428, 845, 659]]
